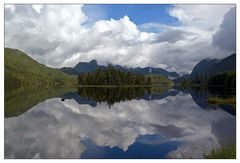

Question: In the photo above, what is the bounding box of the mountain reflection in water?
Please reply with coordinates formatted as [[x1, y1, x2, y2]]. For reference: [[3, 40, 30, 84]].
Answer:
[[4, 86, 236, 159]]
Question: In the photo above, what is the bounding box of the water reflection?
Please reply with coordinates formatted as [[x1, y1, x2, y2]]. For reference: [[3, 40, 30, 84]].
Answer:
[[4, 87, 236, 158], [77, 86, 174, 107], [187, 87, 235, 115], [4, 86, 76, 117], [77, 86, 152, 107]]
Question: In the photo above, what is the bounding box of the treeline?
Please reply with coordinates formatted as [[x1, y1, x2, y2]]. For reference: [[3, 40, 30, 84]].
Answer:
[[208, 71, 236, 88], [78, 65, 152, 85], [77, 85, 171, 107], [179, 71, 236, 94], [191, 73, 211, 86], [191, 71, 236, 89], [78, 87, 150, 106]]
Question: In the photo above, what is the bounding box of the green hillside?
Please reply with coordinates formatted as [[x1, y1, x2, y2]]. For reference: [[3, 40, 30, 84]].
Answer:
[[5, 48, 77, 88], [147, 74, 174, 85]]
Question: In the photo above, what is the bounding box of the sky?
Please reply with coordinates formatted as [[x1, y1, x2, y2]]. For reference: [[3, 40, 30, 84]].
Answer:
[[4, 4, 236, 74], [82, 4, 179, 26]]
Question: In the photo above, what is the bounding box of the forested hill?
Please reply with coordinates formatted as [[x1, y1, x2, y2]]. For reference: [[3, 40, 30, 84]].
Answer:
[[78, 65, 173, 86], [5, 48, 77, 87]]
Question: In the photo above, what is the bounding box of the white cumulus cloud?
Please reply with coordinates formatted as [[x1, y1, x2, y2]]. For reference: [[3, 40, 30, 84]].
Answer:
[[5, 4, 236, 74]]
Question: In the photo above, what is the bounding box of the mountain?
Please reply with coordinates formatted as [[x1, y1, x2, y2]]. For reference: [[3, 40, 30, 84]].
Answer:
[[60, 60, 180, 79], [130, 67, 179, 79], [190, 53, 236, 78], [5, 48, 77, 87], [173, 73, 191, 84], [59, 67, 80, 75], [74, 60, 106, 73], [60, 60, 105, 75]]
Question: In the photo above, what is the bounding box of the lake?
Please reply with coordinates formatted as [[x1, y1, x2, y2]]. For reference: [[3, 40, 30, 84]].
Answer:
[[4, 86, 236, 159]]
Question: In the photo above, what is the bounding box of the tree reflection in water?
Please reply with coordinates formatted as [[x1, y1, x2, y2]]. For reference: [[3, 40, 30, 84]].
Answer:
[[77, 86, 171, 107]]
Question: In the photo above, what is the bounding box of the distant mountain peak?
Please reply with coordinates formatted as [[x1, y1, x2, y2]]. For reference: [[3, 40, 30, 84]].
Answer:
[[60, 60, 180, 79], [149, 67, 152, 73], [89, 59, 97, 64], [190, 53, 236, 78]]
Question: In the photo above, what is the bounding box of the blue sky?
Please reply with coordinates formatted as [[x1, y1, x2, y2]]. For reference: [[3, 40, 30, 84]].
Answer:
[[83, 4, 179, 26]]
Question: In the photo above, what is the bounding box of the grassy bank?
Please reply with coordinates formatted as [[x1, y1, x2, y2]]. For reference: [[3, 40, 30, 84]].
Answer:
[[77, 84, 173, 88], [205, 145, 236, 159], [208, 96, 236, 107]]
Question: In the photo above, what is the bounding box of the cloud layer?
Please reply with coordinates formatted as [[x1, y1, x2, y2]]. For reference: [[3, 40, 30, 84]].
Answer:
[[5, 5, 236, 74], [212, 7, 236, 53]]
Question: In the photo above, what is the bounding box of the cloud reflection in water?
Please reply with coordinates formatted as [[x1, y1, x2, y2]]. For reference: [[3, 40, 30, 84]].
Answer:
[[4, 92, 235, 158]]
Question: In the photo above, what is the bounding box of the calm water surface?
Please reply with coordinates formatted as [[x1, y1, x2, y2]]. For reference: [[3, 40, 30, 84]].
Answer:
[[4, 86, 236, 158]]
